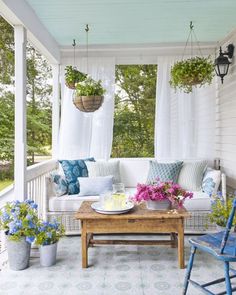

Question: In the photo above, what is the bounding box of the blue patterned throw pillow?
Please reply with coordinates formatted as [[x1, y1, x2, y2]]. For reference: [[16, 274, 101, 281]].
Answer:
[[146, 161, 183, 184], [50, 172, 68, 197], [202, 167, 221, 196], [59, 158, 95, 195]]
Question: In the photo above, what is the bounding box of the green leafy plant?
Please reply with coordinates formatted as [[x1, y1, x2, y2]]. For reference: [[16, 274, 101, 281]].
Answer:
[[169, 56, 215, 93], [35, 220, 64, 246], [65, 65, 87, 88], [75, 76, 106, 96], [0, 200, 39, 242], [208, 195, 236, 227]]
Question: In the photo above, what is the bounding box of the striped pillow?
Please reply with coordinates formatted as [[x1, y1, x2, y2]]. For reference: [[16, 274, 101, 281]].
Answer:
[[86, 160, 121, 184], [177, 161, 207, 191], [146, 161, 183, 184]]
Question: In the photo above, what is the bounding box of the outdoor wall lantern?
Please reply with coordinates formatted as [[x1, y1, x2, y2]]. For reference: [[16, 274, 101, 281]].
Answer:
[[215, 43, 234, 83]]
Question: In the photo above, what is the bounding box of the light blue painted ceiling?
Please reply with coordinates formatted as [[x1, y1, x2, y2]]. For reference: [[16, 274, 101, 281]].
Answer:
[[26, 0, 236, 46]]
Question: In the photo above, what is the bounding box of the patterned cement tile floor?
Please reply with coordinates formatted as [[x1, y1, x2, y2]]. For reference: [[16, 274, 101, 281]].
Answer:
[[0, 235, 235, 295]]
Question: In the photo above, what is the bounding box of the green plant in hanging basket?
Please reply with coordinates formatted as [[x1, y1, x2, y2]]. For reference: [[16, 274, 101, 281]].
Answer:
[[65, 65, 87, 89], [75, 76, 106, 96], [169, 56, 215, 93], [73, 76, 106, 112]]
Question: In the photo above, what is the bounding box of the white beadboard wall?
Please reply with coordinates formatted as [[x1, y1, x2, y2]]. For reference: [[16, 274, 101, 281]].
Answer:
[[195, 80, 216, 164], [216, 31, 236, 189]]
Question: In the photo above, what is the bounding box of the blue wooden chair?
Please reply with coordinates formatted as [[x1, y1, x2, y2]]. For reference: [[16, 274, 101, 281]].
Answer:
[[183, 198, 236, 295]]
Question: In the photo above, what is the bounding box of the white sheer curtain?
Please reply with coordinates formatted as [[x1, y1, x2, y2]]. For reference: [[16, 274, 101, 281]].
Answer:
[[155, 56, 215, 161], [59, 57, 115, 160]]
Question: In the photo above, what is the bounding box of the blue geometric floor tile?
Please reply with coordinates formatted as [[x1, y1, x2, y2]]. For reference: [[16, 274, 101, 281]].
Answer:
[[0, 235, 226, 295]]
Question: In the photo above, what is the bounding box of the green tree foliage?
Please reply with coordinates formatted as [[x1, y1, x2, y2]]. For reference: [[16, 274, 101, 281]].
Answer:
[[0, 90, 14, 162], [26, 46, 52, 164], [0, 18, 14, 84], [112, 65, 157, 158], [0, 16, 52, 176]]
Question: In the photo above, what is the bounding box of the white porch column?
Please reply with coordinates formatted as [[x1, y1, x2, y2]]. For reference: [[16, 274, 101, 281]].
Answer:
[[52, 64, 60, 158], [14, 26, 27, 200]]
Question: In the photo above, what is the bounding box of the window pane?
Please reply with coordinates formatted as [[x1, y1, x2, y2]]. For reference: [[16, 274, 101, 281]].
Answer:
[[112, 65, 157, 158]]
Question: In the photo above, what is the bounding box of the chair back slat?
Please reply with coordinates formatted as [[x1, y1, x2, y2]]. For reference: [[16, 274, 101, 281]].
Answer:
[[220, 198, 236, 254]]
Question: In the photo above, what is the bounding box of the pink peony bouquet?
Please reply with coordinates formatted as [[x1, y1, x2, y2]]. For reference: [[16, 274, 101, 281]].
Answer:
[[132, 180, 193, 208]]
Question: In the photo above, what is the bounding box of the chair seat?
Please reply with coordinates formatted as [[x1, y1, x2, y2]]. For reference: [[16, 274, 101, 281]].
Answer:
[[190, 231, 236, 261]]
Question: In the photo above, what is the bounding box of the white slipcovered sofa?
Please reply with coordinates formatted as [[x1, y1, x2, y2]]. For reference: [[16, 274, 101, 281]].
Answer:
[[44, 158, 226, 235]]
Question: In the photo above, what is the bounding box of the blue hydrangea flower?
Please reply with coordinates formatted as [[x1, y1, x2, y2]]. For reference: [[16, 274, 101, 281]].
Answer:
[[46, 232, 52, 239], [2, 212, 10, 222], [25, 199, 34, 205], [28, 221, 36, 229], [26, 214, 32, 220], [9, 221, 19, 234], [31, 203, 38, 209]]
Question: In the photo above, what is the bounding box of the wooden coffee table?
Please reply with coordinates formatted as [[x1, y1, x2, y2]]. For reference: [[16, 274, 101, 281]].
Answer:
[[75, 201, 189, 269]]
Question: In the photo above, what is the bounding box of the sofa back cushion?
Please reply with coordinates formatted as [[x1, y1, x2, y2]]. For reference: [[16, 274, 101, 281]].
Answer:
[[146, 161, 183, 184], [178, 160, 207, 191], [59, 158, 95, 195], [118, 158, 153, 187], [87, 160, 121, 183], [50, 172, 68, 197], [202, 168, 221, 196]]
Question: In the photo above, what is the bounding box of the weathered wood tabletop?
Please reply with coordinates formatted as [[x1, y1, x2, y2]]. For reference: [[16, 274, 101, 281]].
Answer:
[[75, 201, 190, 220]]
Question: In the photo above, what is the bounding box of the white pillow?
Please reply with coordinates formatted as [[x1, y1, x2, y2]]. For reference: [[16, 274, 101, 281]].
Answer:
[[78, 176, 113, 196], [202, 168, 221, 196], [86, 160, 121, 184]]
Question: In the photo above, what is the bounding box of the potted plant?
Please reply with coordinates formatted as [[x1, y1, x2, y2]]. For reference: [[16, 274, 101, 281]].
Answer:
[[65, 65, 87, 89], [208, 193, 236, 231], [73, 76, 106, 112], [169, 56, 215, 93], [0, 200, 39, 270], [35, 220, 64, 267], [132, 180, 193, 210]]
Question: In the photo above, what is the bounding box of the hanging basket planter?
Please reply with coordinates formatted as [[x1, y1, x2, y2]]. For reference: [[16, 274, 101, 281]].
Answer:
[[65, 65, 87, 90], [73, 95, 104, 112], [74, 76, 106, 113], [169, 56, 215, 93], [169, 22, 215, 93]]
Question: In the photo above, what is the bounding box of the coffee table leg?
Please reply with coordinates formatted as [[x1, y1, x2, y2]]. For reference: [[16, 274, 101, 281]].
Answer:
[[81, 221, 88, 268], [178, 222, 185, 269], [170, 233, 177, 248]]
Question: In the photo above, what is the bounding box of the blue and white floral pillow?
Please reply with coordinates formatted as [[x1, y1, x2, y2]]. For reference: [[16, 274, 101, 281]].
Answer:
[[50, 171, 68, 197], [202, 168, 221, 196], [59, 158, 95, 195]]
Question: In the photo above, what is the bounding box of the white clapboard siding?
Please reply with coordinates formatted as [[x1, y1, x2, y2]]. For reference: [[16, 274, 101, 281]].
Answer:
[[216, 33, 236, 189]]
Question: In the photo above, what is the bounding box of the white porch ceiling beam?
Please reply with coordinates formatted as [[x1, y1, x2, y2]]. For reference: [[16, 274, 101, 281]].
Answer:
[[60, 42, 217, 65], [0, 0, 60, 64], [14, 25, 27, 200]]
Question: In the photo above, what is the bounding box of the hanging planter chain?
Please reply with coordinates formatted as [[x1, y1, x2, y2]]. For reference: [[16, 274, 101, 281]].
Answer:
[[65, 38, 87, 89], [182, 21, 203, 59], [72, 24, 106, 112], [169, 21, 215, 93]]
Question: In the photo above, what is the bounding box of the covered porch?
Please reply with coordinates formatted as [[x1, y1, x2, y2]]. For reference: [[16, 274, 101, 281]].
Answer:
[[1, 0, 236, 294]]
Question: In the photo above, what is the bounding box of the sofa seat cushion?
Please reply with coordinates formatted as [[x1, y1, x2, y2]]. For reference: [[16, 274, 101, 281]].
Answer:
[[49, 189, 211, 213], [184, 191, 211, 211], [49, 195, 99, 212]]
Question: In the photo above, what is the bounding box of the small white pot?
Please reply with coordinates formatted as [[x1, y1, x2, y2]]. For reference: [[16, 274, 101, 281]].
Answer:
[[6, 236, 31, 271], [40, 242, 57, 267], [146, 199, 170, 211]]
